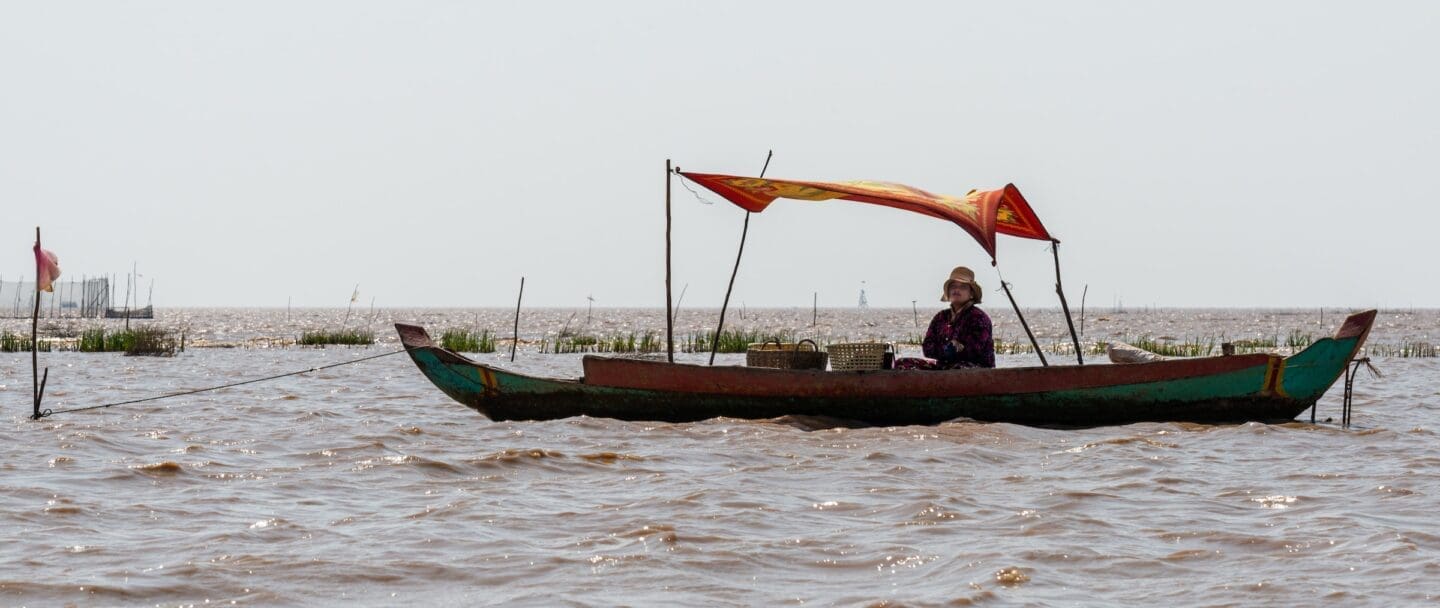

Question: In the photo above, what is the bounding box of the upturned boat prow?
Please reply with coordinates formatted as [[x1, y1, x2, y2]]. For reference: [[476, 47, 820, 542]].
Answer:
[[395, 309, 1378, 427]]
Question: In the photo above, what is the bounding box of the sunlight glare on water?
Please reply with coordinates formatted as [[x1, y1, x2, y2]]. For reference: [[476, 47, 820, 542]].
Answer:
[[1, 307, 1437, 605]]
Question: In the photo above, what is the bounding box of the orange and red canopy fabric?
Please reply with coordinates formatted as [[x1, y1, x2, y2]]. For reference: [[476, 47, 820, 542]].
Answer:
[[678, 171, 1053, 261]]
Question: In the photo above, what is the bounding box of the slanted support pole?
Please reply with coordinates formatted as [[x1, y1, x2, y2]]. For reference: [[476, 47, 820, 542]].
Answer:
[[665, 159, 675, 363], [1052, 240, 1084, 365], [510, 277, 524, 362], [1000, 279, 1047, 367], [710, 150, 772, 365]]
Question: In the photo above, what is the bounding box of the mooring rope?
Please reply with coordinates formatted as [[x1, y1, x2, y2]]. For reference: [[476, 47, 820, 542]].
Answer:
[[33, 347, 415, 419]]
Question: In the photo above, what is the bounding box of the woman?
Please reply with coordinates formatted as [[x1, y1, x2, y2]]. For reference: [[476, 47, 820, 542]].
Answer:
[[894, 266, 995, 370]]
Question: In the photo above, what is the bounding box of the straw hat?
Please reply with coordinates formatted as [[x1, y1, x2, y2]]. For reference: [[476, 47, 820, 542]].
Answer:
[[940, 266, 983, 303]]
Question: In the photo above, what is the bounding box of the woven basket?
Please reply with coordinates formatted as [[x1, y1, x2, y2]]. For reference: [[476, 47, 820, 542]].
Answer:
[[827, 342, 892, 371], [746, 339, 827, 370]]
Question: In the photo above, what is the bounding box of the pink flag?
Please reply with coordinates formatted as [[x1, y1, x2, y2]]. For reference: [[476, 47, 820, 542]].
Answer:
[[34, 242, 61, 293]]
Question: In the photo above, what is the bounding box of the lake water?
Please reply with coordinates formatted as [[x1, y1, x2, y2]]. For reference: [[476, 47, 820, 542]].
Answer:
[[2, 307, 1437, 606]]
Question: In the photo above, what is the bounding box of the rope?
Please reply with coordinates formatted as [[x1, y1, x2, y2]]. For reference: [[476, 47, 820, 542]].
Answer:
[[674, 172, 719, 206], [34, 347, 414, 418]]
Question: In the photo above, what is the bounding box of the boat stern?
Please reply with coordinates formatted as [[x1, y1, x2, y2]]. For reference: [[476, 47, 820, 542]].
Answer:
[[1279, 309, 1378, 403]]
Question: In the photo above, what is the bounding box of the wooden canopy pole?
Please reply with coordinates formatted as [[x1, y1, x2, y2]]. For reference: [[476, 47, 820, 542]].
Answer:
[[510, 277, 524, 362], [1051, 241, 1084, 365], [1000, 279, 1047, 367], [665, 159, 674, 363], [709, 150, 772, 365]]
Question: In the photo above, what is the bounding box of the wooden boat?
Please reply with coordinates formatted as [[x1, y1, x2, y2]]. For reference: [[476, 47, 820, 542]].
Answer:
[[394, 309, 1375, 427], [105, 305, 153, 319]]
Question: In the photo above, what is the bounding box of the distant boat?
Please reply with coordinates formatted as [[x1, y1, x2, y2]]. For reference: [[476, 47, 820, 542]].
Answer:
[[105, 305, 153, 319]]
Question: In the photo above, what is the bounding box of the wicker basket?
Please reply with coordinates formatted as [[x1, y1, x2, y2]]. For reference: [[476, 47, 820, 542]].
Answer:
[[746, 339, 828, 370], [827, 342, 893, 371]]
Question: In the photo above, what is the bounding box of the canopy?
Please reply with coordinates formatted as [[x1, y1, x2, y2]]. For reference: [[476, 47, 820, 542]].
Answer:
[[678, 171, 1054, 261]]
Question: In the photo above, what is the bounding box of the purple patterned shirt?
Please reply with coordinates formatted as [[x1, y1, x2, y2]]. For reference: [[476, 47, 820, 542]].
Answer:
[[919, 305, 995, 369]]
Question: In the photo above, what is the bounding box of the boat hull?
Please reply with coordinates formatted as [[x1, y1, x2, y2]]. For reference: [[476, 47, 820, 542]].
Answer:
[[395, 310, 1376, 427]]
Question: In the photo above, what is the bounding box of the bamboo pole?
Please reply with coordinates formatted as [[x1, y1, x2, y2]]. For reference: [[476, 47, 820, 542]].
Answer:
[[672, 283, 688, 324], [123, 265, 133, 331], [1001, 280, 1047, 367], [709, 150, 772, 365], [343, 283, 357, 327], [31, 227, 44, 419], [511, 276, 525, 362], [665, 159, 674, 363], [1051, 241, 1084, 365]]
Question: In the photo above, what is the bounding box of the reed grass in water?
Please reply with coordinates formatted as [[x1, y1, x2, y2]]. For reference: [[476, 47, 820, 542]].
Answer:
[[686, 329, 795, 354], [1286, 329, 1313, 350], [298, 329, 375, 346], [77, 327, 151, 352], [441, 329, 496, 353], [125, 326, 177, 357], [1366, 341, 1437, 358], [543, 330, 807, 354], [1120, 335, 1217, 358], [992, 337, 1108, 356], [0, 331, 51, 352]]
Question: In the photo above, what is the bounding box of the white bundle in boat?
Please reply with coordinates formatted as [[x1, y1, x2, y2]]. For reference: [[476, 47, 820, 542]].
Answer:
[[1107, 341, 1172, 364]]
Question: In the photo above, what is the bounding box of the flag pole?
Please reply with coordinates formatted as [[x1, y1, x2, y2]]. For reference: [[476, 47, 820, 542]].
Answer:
[[709, 150, 772, 365], [665, 159, 674, 363], [32, 227, 45, 419], [1052, 240, 1084, 365]]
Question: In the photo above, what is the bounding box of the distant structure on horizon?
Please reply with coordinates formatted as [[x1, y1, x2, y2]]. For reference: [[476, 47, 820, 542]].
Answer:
[[858, 282, 869, 309], [0, 277, 111, 319]]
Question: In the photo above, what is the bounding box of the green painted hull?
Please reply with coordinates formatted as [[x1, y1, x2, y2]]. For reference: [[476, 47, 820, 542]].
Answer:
[[395, 310, 1375, 427]]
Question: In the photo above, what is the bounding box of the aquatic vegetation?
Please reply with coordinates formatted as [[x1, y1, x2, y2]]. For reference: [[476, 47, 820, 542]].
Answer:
[[298, 329, 375, 346], [685, 329, 795, 354], [604, 331, 661, 354], [1094, 335, 1216, 358], [441, 328, 496, 353], [539, 329, 805, 354], [1366, 341, 1437, 358], [550, 333, 600, 354], [992, 337, 1107, 356], [1230, 337, 1278, 349], [125, 326, 177, 357], [77, 327, 146, 352], [635, 332, 661, 353], [0, 331, 51, 352]]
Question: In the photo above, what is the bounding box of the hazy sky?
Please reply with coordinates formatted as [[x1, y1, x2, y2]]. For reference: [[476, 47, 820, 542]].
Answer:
[[3, 2, 1436, 309]]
